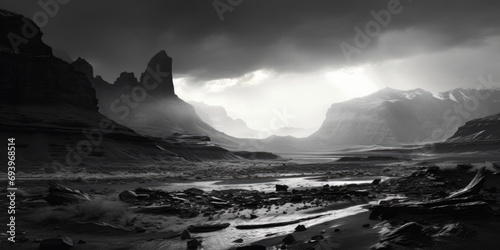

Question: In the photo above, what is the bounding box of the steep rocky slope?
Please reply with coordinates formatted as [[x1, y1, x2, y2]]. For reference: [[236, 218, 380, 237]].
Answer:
[[433, 113, 500, 152], [0, 9, 244, 168], [72, 51, 242, 150], [309, 87, 500, 146], [189, 101, 259, 138]]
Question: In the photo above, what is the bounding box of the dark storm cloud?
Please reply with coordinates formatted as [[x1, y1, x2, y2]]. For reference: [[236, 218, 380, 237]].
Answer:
[[2, 0, 500, 83]]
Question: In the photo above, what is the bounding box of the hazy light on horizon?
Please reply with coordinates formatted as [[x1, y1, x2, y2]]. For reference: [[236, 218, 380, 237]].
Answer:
[[175, 66, 384, 134]]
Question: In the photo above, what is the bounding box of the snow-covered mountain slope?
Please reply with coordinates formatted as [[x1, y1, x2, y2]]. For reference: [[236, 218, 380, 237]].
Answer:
[[309, 87, 500, 146]]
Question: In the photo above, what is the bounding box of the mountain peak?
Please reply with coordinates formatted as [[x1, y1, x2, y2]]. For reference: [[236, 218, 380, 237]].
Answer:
[[156, 50, 169, 57], [139, 50, 175, 97], [114, 71, 138, 86], [370, 87, 431, 100], [71, 57, 94, 79]]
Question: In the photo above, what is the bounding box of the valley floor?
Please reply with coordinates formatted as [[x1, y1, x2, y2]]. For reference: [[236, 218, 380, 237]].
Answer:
[[2, 156, 500, 250]]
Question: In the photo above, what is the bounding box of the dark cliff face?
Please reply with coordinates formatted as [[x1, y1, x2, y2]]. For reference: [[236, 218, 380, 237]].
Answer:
[[0, 53, 99, 110], [72, 50, 230, 143], [0, 9, 97, 110], [72, 57, 94, 79], [0, 9, 52, 56], [0, 8, 263, 164], [0, 9, 168, 166], [139, 50, 175, 97]]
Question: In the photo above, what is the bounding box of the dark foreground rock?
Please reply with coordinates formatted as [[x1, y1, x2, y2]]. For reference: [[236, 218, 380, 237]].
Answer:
[[370, 167, 491, 219], [282, 234, 296, 244], [39, 236, 73, 250], [45, 184, 90, 205], [187, 238, 201, 249]]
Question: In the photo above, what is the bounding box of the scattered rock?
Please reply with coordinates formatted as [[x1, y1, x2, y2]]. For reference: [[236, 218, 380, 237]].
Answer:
[[311, 235, 324, 241], [46, 184, 90, 205], [250, 214, 258, 219], [282, 234, 296, 244], [181, 230, 191, 240], [295, 224, 307, 232], [372, 179, 382, 185], [39, 236, 73, 250], [187, 238, 201, 249], [290, 195, 302, 202], [276, 184, 289, 192], [77, 239, 86, 244], [382, 222, 428, 246], [119, 190, 138, 202], [185, 188, 205, 196], [435, 222, 475, 238], [179, 208, 200, 218], [233, 238, 244, 243], [334, 228, 340, 232]]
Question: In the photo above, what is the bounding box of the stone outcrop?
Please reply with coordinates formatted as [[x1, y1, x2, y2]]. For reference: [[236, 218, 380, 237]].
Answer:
[[0, 10, 97, 110], [139, 50, 175, 97], [0, 8, 174, 166], [0, 9, 52, 56], [114, 72, 139, 86]]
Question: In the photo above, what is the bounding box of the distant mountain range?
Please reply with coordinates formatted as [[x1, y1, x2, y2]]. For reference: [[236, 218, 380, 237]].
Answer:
[[190, 101, 316, 139], [2, 8, 498, 162], [189, 101, 259, 139], [309, 87, 500, 146], [237, 87, 500, 153]]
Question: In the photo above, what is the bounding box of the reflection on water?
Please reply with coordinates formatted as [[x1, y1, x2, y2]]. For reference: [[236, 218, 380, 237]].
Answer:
[[149, 176, 390, 192], [141, 176, 390, 249], [138, 204, 368, 250]]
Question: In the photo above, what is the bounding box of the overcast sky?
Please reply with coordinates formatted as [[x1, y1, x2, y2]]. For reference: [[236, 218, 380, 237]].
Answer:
[[3, 0, 500, 133]]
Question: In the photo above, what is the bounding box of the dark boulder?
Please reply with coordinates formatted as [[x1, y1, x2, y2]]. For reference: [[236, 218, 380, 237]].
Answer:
[[282, 234, 296, 244], [119, 190, 138, 202], [276, 184, 289, 192], [180, 230, 191, 240], [39, 236, 73, 250], [187, 238, 201, 249], [295, 224, 307, 232], [46, 184, 90, 205]]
